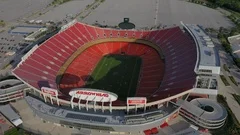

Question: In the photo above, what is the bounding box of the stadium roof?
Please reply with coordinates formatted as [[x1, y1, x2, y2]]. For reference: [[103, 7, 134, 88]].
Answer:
[[180, 98, 227, 121], [0, 105, 23, 126], [24, 28, 48, 41], [185, 24, 220, 67]]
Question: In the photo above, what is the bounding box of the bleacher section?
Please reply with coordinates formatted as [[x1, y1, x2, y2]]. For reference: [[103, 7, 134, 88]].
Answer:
[[59, 42, 164, 98], [13, 22, 197, 104]]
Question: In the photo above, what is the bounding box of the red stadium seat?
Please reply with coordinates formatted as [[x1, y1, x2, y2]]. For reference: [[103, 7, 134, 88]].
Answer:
[[144, 129, 152, 135], [12, 21, 197, 105], [151, 127, 158, 134], [160, 122, 169, 128]]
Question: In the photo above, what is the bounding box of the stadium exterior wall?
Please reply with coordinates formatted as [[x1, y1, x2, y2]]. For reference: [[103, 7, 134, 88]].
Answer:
[[29, 101, 180, 133], [0, 79, 29, 103], [30, 88, 191, 110]]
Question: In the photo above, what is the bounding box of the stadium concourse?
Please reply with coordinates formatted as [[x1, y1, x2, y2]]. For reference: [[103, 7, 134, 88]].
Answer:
[[10, 20, 223, 134]]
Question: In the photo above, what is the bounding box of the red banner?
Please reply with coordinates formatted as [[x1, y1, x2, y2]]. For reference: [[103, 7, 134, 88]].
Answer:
[[127, 97, 146, 105], [41, 87, 58, 96]]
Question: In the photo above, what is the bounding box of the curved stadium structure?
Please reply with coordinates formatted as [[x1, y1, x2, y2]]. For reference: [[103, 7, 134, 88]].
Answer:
[[12, 20, 199, 134]]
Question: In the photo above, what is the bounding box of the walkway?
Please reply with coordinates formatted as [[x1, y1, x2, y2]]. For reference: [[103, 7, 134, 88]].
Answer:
[[209, 31, 240, 123]]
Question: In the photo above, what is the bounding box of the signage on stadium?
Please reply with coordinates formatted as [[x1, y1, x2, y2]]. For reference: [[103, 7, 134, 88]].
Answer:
[[41, 87, 58, 96], [69, 88, 118, 102], [127, 97, 147, 105]]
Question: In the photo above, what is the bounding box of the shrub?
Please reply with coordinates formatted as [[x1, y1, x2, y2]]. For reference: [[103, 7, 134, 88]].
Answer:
[[220, 75, 230, 86], [229, 76, 238, 86]]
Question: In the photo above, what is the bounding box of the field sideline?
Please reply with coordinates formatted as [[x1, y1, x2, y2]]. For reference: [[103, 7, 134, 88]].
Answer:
[[85, 54, 141, 100]]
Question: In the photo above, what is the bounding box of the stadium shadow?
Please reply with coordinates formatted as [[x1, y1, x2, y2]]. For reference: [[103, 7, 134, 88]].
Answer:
[[38, 80, 51, 88], [56, 73, 81, 96], [58, 35, 164, 106], [84, 54, 140, 101], [81, 75, 94, 83]]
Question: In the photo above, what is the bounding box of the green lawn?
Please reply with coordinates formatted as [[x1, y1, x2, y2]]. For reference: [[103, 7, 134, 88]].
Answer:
[[4, 128, 29, 135], [220, 75, 230, 86], [223, 64, 230, 72], [232, 94, 240, 105], [229, 76, 238, 86], [85, 54, 141, 100]]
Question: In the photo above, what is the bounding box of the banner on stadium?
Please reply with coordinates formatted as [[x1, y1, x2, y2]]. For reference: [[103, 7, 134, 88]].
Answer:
[[69, 88, 118, 102], [127, 97, 147, 105], [41, 87, 58, 96]]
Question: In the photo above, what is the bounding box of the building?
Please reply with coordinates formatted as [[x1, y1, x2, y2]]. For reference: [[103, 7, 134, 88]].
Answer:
[[24, 28, 48, 42], [183, 23, 220, 97], [10, 20, 225, 134], [0, 77, 28, 103]]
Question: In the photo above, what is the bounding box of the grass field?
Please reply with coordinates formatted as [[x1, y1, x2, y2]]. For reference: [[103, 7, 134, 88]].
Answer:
[[220, 75, 230, 86], [232, 94, 240, 105], [229, 76, 238, 86], [4, 128, 28, 135], [85, 54, 141, 100]]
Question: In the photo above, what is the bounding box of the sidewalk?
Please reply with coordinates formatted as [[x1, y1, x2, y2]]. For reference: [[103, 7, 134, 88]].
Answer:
[[218, 75, 240, 123]]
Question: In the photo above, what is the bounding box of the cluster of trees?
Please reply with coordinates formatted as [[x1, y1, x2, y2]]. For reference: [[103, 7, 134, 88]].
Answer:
[[218, 30, 240, 67], [208, 0, 240, 13], [0, 20, 5, 27], [233, 57, 240, 67], [217, 26, 240, 67], [211, 95, 240, 135], [51, 0, 71, 5], [218, 28, 232, 53], [95, 0, 105, 2]]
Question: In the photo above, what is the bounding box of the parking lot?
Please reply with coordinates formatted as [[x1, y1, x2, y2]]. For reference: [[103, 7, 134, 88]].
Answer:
[[0, 0, 52, 22], [83, 0, 234, 29], [31, 0, 94, 24], [0, 31, 29, 68]]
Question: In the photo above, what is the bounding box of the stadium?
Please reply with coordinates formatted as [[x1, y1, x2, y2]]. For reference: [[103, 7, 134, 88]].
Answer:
[[10, 20, 225, 134]]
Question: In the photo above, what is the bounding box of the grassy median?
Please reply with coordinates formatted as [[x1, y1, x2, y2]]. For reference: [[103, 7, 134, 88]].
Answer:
[[229, 76, 238, 86], [220, 75, 230, 86]]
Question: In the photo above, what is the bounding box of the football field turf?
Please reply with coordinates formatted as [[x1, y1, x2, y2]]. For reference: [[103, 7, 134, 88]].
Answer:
[[85, 54, 142, 100]]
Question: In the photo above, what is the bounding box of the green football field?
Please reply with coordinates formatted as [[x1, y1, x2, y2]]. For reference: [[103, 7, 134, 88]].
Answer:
[[85, 54, 142, 100]]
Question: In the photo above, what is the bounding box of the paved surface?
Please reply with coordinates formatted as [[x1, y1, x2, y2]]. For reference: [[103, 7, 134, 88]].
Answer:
[[32, 0, 94, 23], [0, 0, 52, 22], [11, 98, 201, 135], [11, 99, 84, 135], [0, 113, 13, 135], [11, 99, 143, 135], [209, 31, 240, 123], [230, 69, 240, 84], [0, 0, 54, 72], [218, 78, 240, 122], [0, 31, 29, 68], [83, 0, 234, 29]]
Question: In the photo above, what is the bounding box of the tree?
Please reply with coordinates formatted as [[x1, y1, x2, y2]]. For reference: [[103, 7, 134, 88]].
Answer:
[[235, 58, 240, 63], [230, 28, 238, 36], [219, 26, 224, 33]]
